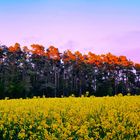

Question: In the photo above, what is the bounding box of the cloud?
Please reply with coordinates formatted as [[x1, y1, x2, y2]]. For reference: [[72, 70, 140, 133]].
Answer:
[[77, 30, 140, 62], [60, 40, 78, 52], [110, 31, 140, 62], [119, 48, 140, 63], [22, 36, 41, 44], [115, 31, 140, 49]]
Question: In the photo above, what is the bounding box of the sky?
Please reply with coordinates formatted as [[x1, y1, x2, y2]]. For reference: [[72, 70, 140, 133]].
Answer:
[[0, 0, 140, 63]]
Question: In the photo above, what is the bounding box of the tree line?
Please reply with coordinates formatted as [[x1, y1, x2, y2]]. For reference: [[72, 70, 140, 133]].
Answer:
[[0, 43, 140, 98]]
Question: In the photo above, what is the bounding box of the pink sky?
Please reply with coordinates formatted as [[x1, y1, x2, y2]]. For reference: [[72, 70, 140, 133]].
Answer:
[[0, 0, 140, 63]]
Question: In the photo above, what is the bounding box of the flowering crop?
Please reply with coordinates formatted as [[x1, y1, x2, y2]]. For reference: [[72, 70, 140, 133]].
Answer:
[[0, 96, 140, 139]]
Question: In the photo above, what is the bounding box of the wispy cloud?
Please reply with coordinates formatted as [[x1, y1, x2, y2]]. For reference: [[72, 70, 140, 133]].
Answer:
[[60, 40, 79, 52]]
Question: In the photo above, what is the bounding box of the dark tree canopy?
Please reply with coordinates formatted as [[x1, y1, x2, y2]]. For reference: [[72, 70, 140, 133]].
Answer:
[[0, 43, 140, 98]]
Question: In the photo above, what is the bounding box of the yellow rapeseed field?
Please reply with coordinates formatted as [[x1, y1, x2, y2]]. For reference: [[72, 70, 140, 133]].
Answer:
[[0, 95, 140, 140]]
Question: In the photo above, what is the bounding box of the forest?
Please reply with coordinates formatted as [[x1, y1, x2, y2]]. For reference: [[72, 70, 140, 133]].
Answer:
[[0, 43, 140, 98]]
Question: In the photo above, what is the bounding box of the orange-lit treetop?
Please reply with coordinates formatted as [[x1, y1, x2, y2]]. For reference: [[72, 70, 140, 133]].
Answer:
[[31, 44, 45, 55], [8, 43, 21, 52], [47, 46, 60, 60], [6, 43, 140, 68]]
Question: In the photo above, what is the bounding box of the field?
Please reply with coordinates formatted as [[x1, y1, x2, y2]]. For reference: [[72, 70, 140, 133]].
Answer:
[[0, 95, 140, 140]]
